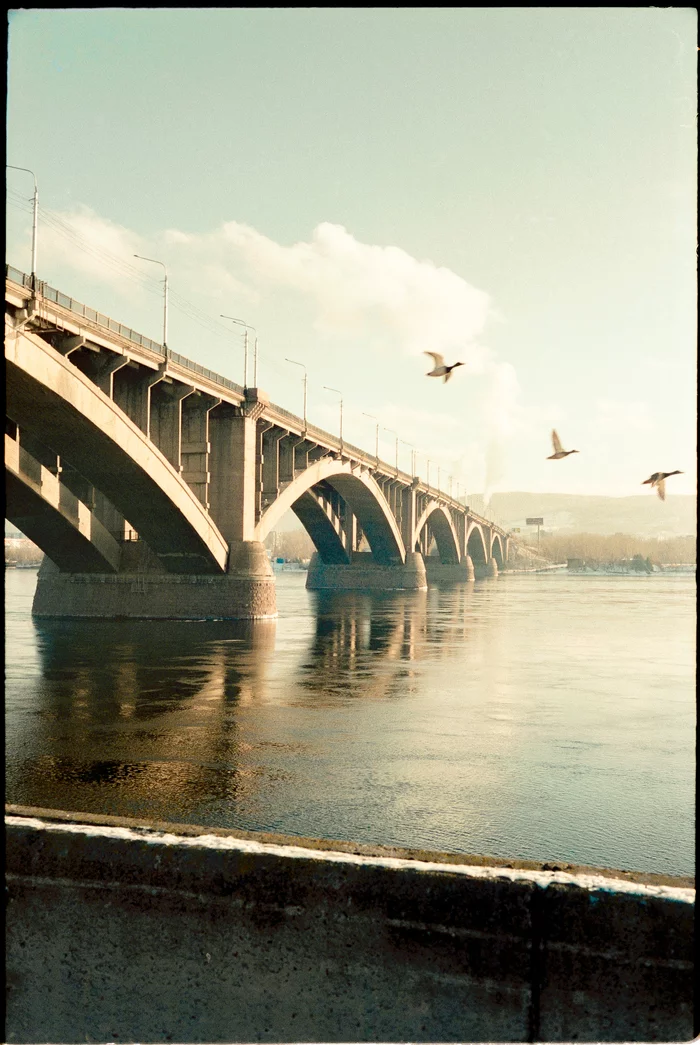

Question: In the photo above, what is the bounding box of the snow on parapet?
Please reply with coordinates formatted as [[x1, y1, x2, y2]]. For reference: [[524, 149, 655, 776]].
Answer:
[[7, 815, 695, 904]]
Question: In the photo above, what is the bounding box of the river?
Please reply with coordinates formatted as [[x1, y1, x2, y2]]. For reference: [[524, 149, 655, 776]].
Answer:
[[4, 567, 695, 876]]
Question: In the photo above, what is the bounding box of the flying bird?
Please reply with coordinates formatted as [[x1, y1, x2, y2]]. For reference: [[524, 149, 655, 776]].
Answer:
[[547, 430, 579, 460], [641, 470, 683, 501], [424, 351, 464, 383]]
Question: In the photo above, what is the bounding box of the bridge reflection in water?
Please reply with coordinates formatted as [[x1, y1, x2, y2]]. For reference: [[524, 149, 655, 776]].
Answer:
[[8, 581, 484, 831]]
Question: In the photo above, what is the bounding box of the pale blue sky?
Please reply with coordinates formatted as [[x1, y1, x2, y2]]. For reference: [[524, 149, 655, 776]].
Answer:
[[6, 8, 697, 499]]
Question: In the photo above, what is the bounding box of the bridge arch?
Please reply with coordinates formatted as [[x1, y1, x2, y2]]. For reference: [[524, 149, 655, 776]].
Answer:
[[413, 502, 460, 565], [5, 433, 121, 573], [466, 521, 488, 566], [6, 327, 228, 574], [290, 489, 349, 565], [490, 532, 505, 569], [254, 459, 405, 566]]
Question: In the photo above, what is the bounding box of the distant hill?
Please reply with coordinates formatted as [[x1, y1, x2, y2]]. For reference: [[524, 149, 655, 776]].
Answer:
[[477, 493, 696, 538], [7, 491, 697, 542]]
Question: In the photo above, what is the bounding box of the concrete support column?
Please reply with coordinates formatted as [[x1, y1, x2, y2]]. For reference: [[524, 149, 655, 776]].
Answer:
[[486, 557, 499, 578], [92, 490, 127, 541], [458, 513, 468, 561], [401, 485, 417, 557], [52, 334, 85, 357], [79, 352, 129, 397], [255, 422, 276, 525], [17, 429, 60, 480], [278, 436, 299, 484], [181, 393, 220, 508], [262, 428, 286, 505], [112, 365, 162, 435], [209, 405, 258, 546], [344, 509, 356, 557], [294, 439, 312, 473], [149, 381, 194, 471], [59, 462, 94, 508]]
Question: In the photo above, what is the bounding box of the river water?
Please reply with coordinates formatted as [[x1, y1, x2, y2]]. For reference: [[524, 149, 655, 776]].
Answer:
[[4, 568, 695, 876]]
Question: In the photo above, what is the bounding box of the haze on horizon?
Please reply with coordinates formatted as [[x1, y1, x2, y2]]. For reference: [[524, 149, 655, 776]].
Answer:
[[6, 8, 697, 501]]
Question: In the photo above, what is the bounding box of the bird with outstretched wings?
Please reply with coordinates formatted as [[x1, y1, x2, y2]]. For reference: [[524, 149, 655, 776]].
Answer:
[[424, 351, 464, 383], [547, 429, 579, 460], [642, 470, 683, 501]]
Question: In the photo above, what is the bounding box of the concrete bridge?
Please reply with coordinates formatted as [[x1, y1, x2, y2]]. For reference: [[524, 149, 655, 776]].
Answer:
[[5, 266, 513, 619]]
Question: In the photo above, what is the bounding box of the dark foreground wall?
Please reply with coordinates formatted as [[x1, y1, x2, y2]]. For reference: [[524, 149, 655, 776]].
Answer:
[[5, 807, 695, 1043]]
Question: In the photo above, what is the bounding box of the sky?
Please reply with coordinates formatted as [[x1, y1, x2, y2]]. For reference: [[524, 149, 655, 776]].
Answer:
[[6, 8, 697, 503]]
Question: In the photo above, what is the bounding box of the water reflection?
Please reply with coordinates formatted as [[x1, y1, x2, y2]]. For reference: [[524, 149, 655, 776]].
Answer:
[[9, 587, 474, 822], [5, 570, 695, 874], [10, 618, 278, 821]]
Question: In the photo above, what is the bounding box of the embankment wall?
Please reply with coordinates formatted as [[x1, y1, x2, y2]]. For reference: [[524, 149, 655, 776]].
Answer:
[[5, 806, 695, 1043]]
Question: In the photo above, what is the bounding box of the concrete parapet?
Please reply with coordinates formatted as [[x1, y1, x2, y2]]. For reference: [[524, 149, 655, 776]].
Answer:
[[306, 550, 427, 591], [32, 541, 276, 620], [4, 807, 694, 1044]]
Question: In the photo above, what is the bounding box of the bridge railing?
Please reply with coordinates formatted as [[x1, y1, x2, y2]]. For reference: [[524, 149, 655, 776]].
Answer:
[[168, 351, 244, 397], [6, 265, 512, 538]]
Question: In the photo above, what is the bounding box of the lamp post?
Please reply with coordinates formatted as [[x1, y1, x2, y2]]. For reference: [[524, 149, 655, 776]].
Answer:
[[383, 428, 399, 474], [363, 412, 379, 467], [7, 165, 38, 287], [286, 358, 307, 431], [221, 316, 255, 390], [400, 440, 416, 477], [427, 459, 431, 492], [134, 255, 168, 358], [324, 386, 343, 452]]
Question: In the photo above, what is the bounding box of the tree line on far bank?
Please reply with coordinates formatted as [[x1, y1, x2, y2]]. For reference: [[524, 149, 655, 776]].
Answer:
[[529, 532, 696, 566], [6, 530, 697, 568]]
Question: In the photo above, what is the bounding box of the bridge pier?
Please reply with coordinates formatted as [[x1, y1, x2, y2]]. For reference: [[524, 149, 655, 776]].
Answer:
[[423, 554, 475, 584], [472, 557, 499, 580], [31, 540, 276, 621], [306, 551, 427, 591]]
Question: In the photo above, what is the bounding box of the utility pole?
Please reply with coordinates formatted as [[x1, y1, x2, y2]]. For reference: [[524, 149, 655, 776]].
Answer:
[[7, 165, 39, 288], [135, 255, 168, 357], [286, 359, 308, 432]]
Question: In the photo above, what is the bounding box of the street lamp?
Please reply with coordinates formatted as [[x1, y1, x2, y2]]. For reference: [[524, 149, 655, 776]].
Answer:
[[7, 165, 38, 287], [400, 439, 416, 477], [362, 412, 379, 466], [324, 386, 343, 452], [286, 358, 307, 431], [221, 316, 255, 390], [134, 255, 168, 357], [383, 427, 399, 474]]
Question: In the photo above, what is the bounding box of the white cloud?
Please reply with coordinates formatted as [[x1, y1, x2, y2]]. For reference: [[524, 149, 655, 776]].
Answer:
[[26, 204, 523, 497], [40, 205, 150, 289], [199, 220, 491, 358]]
